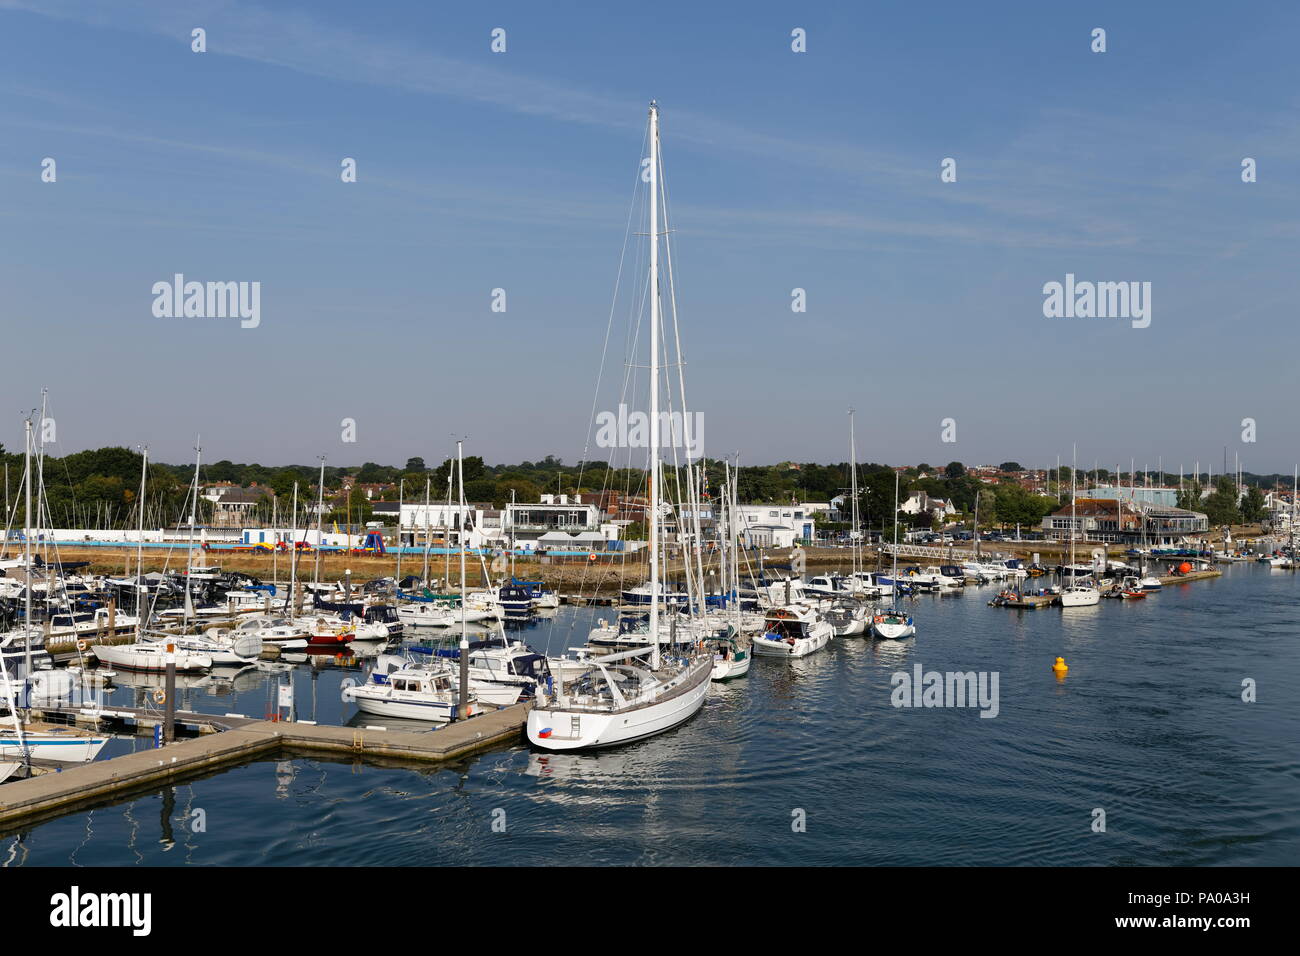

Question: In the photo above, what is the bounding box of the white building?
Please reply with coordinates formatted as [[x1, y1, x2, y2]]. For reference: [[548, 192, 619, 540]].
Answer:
[[899, 493, 956, 520], [732, 505, 817, 544]]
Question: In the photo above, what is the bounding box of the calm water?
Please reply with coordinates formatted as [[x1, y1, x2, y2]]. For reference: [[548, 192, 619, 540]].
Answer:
[[4, 562, 1298, 866]]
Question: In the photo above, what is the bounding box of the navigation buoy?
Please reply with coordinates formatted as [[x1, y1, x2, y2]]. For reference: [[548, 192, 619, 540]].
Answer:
[[1052, 656, 1069, 676]]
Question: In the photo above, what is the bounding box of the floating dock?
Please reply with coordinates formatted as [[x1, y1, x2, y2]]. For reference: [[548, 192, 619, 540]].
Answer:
[[988, 594, 1055, 609], [0, 703, 532, 830], [1157, 569, 1222, 585]]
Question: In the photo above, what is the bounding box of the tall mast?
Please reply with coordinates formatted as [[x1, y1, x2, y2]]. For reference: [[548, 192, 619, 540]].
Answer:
[[648, 100, 662, 670], [285, 481, 299, 612], [23, 418, 33, 676], [456, 440, 470, 716], [890, 470, 899, 589], [183, 438, 201, 633], [135, 445, 147, 638], [35, 389, 47, 568], [313, 457, 326, 587], [849, 409, 859, 576], [443, 474, 452, 586], [395, 478, 404, 586], [730, 457, 741, 626]]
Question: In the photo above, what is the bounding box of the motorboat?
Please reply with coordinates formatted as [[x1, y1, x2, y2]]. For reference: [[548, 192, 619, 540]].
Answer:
[[752, 605, 832, 658], [342, 655, 477, 722], [870, 607, 915, 640], [1059, 584, 1101, 607]]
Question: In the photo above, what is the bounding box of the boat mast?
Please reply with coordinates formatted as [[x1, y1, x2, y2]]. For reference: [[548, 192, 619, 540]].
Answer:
[[890, 469, 899, 596], [648, 100, 662, 670], [23, 418, 33, 678], [183, 438, 201, 633], [849, 409, 859, 578], [134, 445, 147, 639], [731, 457, 741, 627], [395, 478, 404, 586], [285, 481, 299, 613], [443, 473, 452, 586], [1284, 465, 1294, 561], [420, 477, 431, 585], [1069, 446, 1077, 580], [313, 457, 326, 588], [456, 440, 469, 717]]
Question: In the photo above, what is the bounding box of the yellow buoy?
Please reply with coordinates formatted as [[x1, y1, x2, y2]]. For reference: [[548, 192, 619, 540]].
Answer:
[[1052, 656, 1069, 676]]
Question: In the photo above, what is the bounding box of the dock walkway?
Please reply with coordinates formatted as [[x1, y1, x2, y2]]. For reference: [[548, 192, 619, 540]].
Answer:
[[0, 703, 532, 829]]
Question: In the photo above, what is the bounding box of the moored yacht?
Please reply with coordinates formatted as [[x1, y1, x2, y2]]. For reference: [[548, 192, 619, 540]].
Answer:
[[870, 607, 916, 640], [343, 655, 477, 722], [752, 605, 832, 658], [528, 644, 712, 750]]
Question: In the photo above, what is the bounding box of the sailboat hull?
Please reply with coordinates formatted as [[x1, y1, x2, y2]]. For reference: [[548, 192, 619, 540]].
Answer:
[[0, 730, 109, 763], [527, 660, 711, 751], [711, 652, 750, 680]]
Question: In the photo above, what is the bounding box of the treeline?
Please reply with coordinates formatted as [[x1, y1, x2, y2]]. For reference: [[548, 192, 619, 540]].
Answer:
[[0, 444, 1278, 532], [0, 445, 205, 530]]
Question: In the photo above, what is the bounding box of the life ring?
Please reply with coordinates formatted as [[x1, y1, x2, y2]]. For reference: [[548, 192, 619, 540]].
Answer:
[[588, 553, 597, 562], [152, 689, 166, 705], [76, 640, 88, 651]]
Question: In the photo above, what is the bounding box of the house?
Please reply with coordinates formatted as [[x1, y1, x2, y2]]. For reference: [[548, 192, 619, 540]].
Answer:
[[732, 505, 817, 543], [740, 523, 798, 549], [202, 484, 274, 527], [504, 497, 605, 548], [899, 493, 956, 520]]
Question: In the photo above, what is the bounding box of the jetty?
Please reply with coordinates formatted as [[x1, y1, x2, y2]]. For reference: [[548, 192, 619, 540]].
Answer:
[[988, 593, 1055, 609], [0, 703, 532, 830]]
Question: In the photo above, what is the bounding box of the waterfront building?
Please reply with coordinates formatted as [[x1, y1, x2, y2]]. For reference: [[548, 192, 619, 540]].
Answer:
[[1042, 497, 1208, 546]]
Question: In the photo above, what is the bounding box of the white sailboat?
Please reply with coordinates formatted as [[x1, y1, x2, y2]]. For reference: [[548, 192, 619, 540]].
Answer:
[[1059, 454, 1100, 607], [710, 462, 751, 679], [828, 410, 870, 637], [528, 101, 712, 750], [0, 415, 108, 765], [871, 470, 917, 639]]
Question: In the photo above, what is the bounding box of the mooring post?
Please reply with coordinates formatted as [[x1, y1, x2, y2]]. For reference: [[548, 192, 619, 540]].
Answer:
[[163, 641, 177, 743]]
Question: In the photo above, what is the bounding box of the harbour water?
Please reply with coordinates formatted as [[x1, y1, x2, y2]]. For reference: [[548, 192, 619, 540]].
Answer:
[[4, 562, 1296, 866]]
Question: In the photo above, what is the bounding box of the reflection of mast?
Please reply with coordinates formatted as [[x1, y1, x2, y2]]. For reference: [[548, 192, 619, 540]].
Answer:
[[159, 785, 176, 850]]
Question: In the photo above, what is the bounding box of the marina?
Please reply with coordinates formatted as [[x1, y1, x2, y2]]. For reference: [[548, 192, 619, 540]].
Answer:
[[1, 4, 1295, 909], [0, 560, 1294, 866]]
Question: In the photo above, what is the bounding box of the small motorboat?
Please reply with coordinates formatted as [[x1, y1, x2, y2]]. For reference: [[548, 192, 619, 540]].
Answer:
[[752, 606, 832, 658], [870, 608, 915, 640]]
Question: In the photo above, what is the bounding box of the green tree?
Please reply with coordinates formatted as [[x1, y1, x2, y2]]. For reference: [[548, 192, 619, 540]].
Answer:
[[1201, 476, 1242, 526], [944, 461, 966, 479], [1241, 486, 1266, 523]]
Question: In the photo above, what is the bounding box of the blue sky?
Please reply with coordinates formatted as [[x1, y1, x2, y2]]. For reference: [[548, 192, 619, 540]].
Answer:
[[2, 0, 1298, 475]]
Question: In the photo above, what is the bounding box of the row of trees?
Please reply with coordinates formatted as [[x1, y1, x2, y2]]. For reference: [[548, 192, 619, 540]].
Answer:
[[0, 443, 1280, 532], [0, 445, 206, 530]]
